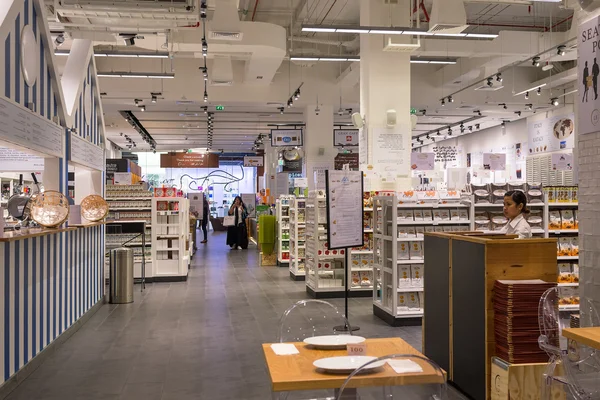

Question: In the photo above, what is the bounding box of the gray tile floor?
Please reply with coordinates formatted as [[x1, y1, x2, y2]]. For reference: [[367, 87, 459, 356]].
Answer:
[[5, 231, 464, 400]]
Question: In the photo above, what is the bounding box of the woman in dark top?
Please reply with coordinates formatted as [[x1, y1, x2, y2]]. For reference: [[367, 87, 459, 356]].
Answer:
[[200, 193, 210, 244], [226, 196, 249, 249]]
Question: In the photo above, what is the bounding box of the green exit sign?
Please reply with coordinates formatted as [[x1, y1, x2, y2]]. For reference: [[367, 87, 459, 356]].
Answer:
[[215, 105, 224, 111], [410, 108, 417, 115]]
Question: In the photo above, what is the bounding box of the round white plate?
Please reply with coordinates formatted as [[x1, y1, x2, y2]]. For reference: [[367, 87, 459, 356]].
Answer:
[[304, 335, 366, 349], [313, 356, 385, 373]]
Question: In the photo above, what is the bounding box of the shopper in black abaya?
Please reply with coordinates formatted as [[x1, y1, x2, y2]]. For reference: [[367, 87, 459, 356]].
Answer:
[[226, 196, 249, 249]]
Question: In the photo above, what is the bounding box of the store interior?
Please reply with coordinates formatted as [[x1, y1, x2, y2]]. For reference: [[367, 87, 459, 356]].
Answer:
[[1, 0, 599, 399]]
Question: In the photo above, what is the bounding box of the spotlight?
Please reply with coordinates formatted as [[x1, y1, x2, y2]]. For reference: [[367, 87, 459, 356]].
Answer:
[[496, 73, 502, 82], [134, 99, 141, 106], [418, 139, 423, 145], [287, 99, 293, 108], [515, 111, 522, 116], [475, 110, 482, 116], [525, 91, 529, 100], [153, 150, 156, 154], [448, 95, 454, 103], [436, 130, 441, 136], [54, 33, 65, 47], [487, 77, 493, 87], [426, 134, 430, 139], [204, 91, 208, 102], [140, 105, 146, 112], [279, 107, 284, 114], [123, 36, 135, 46], [475, 124, 480, 130], [468, 126, 472, 131], [200, 2, 207, 18], [557, 45, 566, 56], [203, 106, 208, 114], [551, 97, 559, 106], [420, 109, 426, 116], [294, 90, 300, 100], [448, 127, 452, 136], [441, 99, 445, 106], [501, 103, 507, 110], [202, 39, 208, 56], [501, 121, 506, 127], [201, 67, 208, 80], [525, 104, 532, 111], [151, 94, 157, 103], [460, 126, 465, 133], [120, 132, 124, 136], [532, 57, 540, 67], [537, 87, 542, 95]]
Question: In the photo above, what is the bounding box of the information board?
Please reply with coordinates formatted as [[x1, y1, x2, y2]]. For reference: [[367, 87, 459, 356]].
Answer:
[[333, 129, 359, 147], [527, 113, 575, 155], [243, 156, 263, 167], [0, 147, 44, 171], [410, 152, 435, 170], [551, 152, 573, 171], [70, 132, 104, 170], [482, 153, 506, 171], [270, 129, 303, 147], [0, 95, 63, 157], [325, 170, 364, 250]]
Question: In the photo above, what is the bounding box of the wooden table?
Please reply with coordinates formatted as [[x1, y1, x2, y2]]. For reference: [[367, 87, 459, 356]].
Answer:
[[262, 337, 444, 393], [563, 327, 600, 350]]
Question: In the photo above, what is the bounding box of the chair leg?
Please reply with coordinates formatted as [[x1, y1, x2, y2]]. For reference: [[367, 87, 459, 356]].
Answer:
[[542, 360, 559, 400]]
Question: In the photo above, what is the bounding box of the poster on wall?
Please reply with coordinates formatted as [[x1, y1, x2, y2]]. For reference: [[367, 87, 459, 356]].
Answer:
[[372, 127, 409, 177], [410, 152, 435, 170], [334, 153, 359, 170], [241, 193, 256, 217], [333, 129, 359, 147], [551, 153, 574, 171], [189, 193, 205, 220], [527, 113, 575, 154], [358, 127, 368, 166], [271, 129, 303, 147], [579, 16, 600, 135], [275, 173, 289, 197], [483, 153, 506, 171], [325, 170, 364, 250]]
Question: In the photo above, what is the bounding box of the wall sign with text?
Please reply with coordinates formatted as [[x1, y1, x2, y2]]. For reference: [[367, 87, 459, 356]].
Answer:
[[333, 129, 359, 147], [528, 113, 575, 154], [270, 129, 303, 147], [579, 17, 600, 135], [70, 132, 104, 170], [482, 153, 506, 171], [243, 156, 264, 167], [325, 170, 364, 250], [410, 152, 435, 170]]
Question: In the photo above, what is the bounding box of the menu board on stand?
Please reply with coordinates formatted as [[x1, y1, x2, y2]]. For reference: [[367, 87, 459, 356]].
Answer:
[[325, 169, 364, 331]]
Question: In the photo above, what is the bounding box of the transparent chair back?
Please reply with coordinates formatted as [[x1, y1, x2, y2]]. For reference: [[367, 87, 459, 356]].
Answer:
[[278, 299, 351, 343], [336, 354, 447, 400]]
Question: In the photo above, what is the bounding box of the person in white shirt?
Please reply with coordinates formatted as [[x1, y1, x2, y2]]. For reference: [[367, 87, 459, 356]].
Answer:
[[501, 190, 532, 239]]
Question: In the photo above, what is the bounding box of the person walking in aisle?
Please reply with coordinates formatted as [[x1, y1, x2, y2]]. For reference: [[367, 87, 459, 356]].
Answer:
[[500, 190, 532, 239], [226, 196, 249, 249], [200, 192, 209, 244]]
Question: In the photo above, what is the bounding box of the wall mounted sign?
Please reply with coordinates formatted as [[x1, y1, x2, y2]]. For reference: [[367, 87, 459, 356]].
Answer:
[[410, 152, 435, 170], [0, 96, 63, 157], [334, 153, 359, 170], [70, 132, 104, 170], [270, 129, 303, 147], [372, 127, 408, 176], [359, 127, 368, 166], [294, 178, 308, 188], [527, 113, 575, 154], [243, 156, 264, 167], [333, 129, 359, 147], [579, 16, 600, 135], [160, 152, 220, 168], [325, 170, 364, 250], [282, 158, 303, 172], [482, 153, 506, 171], [551, 152, 573, 171], [0, 147, 44, 171], [433, 145, 457, 163]]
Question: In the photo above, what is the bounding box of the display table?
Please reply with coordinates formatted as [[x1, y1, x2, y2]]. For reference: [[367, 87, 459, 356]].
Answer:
[[262, 337, 444, 393], [422, 232, 559, 400], [563, 327, 600, 349]]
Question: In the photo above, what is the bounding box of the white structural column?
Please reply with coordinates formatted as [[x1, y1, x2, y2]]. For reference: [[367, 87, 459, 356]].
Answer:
[[304, 105, 335, 190], [360, 0, 413, 191]]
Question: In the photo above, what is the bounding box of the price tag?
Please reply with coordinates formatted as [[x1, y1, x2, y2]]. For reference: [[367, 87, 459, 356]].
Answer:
[[347, 343, 367, 356]]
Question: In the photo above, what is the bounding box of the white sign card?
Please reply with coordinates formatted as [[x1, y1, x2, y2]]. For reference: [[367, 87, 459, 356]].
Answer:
[[275, 172, 289, 197], [579, 17, 600, 135], [0, 96, 63, 157], [551, 152, 574, 171], [243, 156, 264, 167], [482, 153, 506, 171], [358, 127, 368, 166], [271, 129, 303, 147], [333, 129, 359, 147], [325, 170, 364, 250], [70, 132, 104, 170], [113, 172, 132, 185], [527, 113, 575, 154], [410, 152, 435, 171], [372, 127, 409, 178], [241, 193, 256, 217], [0, 147, 44, 171], [294, 178, 308, 188], [188, 192, 205, 219]]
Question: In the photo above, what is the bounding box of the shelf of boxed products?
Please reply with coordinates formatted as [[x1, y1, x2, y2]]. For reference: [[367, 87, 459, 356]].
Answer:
[[289, 196, 307, 280], [277, 195, 294, 264], [348, 198, 376, 293], [151, 197, 190, 279]]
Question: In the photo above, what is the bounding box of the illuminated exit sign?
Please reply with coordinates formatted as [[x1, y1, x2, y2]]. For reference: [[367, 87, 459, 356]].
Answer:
[[215, 105, 224, 111]]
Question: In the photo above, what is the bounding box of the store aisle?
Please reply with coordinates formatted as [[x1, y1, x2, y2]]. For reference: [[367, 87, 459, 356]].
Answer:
[[4, 230, 454, 400]]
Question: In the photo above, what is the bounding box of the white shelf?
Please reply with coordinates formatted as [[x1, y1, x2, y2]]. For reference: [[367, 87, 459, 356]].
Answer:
[[352, 267, 374, 271], [364, 208, 374, 212], [397, 237, 424, 242], [155, 223, 180, 227], [363, 229, 374, 233], [396, 309, 424, 317], [157, 211, 180, 216], [550, 230, 579, 234], [474, 203, 544, 208], [558, 283, 579, 287], [549, 203, 578, 207], [397, 287, 424, 293], [110, 207, 152, 211], [106, 197, 153, 201], [350, 287, 373, 291], [559, 304, 580, 311], [157, 248, 180, 251], [352, 250, 373, 254], [395, 220, 470, 225], [157, 235, 180, 239], [390, 258, 424, 265], [557, 256, 579, 261], [397, 203, 469, 209]]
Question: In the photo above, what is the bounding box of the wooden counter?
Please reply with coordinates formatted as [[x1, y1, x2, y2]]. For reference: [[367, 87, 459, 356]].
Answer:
[[0, 226, 77, 242], [563, 328, 600, 350]]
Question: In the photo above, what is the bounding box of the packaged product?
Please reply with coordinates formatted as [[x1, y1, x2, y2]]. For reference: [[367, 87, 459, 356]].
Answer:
[[398, 265, 411, 287], [449, 209, 460, 221], [424, 226, 435, 233], [410, 241, 424, 260], [360, 271, 372, 287], [432, 210, 443, 221], [528, 183, 545, 204], [411, 264, 424, 286], [561, 210, 575, 230], [443, 226, 454, 232], [558, 237, 572, 257], [549, 211, 562, 230], [558, 263, 573, 283], [544, 187, 556, 203], [571, 186, 578, 203], [439, 210, 450, 221], [399, 209, 415, 222], [398, 226, 416, 238], [398, 293, 409, 311], [475, 220, 491, 231], [398, 242, 410, 259], [452, 225, 463, 232], [458, 209, 469, 221], [508, 183, 526, 193], [323, 262, 332, 270], [558, 286, 578, 305], [423, 209, 433, 221], [415, 226, 425, 237], [351, 271, 361, 287], [351, 255, 360, 267], [570, 237, 579, 256], [574, 211, 579, 229], [557, 187, 569, 203], [573, 263, 580, 283], [490, 212, 508, 225], [434, 226, 445, 233], [360, 255, 370, 267], [526, 210, 543, 230], [491, 183, 508, 204], [413, 209, 424, 221], [406, 292, 421, 311], [472, 183, 490, 204]]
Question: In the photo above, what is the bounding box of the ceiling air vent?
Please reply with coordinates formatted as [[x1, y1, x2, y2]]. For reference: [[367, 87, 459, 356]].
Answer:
[[210, 79, 234, 86], [208, 31, 243, 41], [176, 100, 195, 105], [429, 0, 468, 35], [474, 84, 504, 92]]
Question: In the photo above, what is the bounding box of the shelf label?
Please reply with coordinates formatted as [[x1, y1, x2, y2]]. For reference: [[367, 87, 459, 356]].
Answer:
[[347, 343, 367, 356]]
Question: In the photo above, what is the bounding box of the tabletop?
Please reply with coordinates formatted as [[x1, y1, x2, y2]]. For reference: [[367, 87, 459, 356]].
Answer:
[[563, 327, 600, 350], [262, 337, 444, 392]]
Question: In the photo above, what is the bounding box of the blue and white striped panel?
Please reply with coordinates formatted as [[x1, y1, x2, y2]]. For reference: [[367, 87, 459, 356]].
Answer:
[[72, 62, 100, 146], [0, 0, 58, 122], [0, 226, 104, 385]]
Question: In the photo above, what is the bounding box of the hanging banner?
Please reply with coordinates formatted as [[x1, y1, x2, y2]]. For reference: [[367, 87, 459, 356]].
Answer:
[[243, 156, 263, 167], [325, 170, 364, 250], [333, 129, 359, 147], [579, 17, 600, 135], [410, 152, 435, 170], [334, 153, 359, 170], [527, 113, 575, 154], [270, 129, 303, 147], [551, 152, 574, 171], [483, 153, 506, 171]]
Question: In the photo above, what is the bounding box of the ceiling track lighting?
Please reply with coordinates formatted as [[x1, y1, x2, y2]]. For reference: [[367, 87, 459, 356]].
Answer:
[[474, 110, 482, 116], [448, 95, 454, 103], [278, 107, 284, 114], [436, 130, 441, 136], [499, 103, 507, 110], [525, 92, 529, 100], [496, 73, 503, 82], [300, 24, 498, 40], [537, 87, 542, 95], [119, 110, 156, 149], [525, 104, 533, 110], [501, 121, 506, 127], [557, 45, 566, 56], [140, 105, 146, 112], [202, 39, 208, 56], [487, 77, 493, 87], [468, 126, 473, 131], [134, 99, 141, 106], [515, 111, 522, 117], [532, 57, 541, 67], [447, 127, 452, 136], [551, 97, 559, 106], [441, 99, 446, 106], [54, 33, 65, 47], [475, 124, 480, 130]]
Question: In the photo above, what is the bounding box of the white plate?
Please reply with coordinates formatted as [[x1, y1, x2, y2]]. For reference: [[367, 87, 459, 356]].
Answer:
[[303, 335, 366, 349], [313, 356, 385, 373]]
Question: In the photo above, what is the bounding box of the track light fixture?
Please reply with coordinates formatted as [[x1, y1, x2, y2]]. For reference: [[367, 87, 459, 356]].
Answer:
[[54, 33, 65, 47], [202, 39, 208, 56], [200, 1, 207, 18], [468, 125, 473, 131], [557, 45, 566, 56], [532, 57, 541, 67], [515, 111, 522, 116], [201, 67, 208, 80], [436, 130, 441, 136], [134, 99, 141, 106], [441, 98, 446, 106], [151, 95, 157, 103], [474, 110, 482, 116], [278, 107, 284, 114], [496, 73, 502, 82], [501, 121, 506, 127], [294, 89, 300, 100], [287, 99, 293, 108], [500, 103, 507, 110], [448, 95, 454, 103], [537, 87, 542, 95], [140, 105, 146, 112], [525, 91, 529, 100], [420, 109, 426, 116], [426, 134, 430, 139], [204, 91, 208, 102], [203, 106, 208, 114], [551, 97, 559, 106], [447, 127, 452, 136], [487, 77, 493, 87], [525, 104, 532, 111]]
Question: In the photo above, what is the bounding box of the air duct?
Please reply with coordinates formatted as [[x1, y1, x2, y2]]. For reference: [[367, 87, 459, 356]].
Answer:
[[429, 0, 468, 34], [210, 56, 234, 86], [209, 0, 243, 41]]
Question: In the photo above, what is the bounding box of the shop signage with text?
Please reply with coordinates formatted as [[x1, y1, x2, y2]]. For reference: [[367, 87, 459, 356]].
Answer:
[[160, 152, 220, 168], [410, 152, 435, 170], [243, 156, 264, 167], [334, 153, 359, 170], [271, 129, 303, 147], [579, 17, 600, 135], [333, 129, 359, 147], [527, 113, 575, 154]]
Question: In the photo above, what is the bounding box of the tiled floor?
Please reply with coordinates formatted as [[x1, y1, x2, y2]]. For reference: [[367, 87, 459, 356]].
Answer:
[[5, 231, 464, 400]]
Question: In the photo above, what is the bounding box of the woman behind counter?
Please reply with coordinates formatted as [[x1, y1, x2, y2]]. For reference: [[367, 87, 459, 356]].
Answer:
[[501, 190, 532, 239]]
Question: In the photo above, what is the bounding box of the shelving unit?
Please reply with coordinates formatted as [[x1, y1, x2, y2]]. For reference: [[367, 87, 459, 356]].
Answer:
[[305, 190, 347, 298], [348, 198, 376, 297], [373, 194, 471, 326], [289, 196, 306, 281], [276, 195, 293, 265], [151, 197, 190, 282]]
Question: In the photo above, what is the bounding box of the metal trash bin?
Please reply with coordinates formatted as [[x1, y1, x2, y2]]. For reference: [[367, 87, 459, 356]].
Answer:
[[109, 248, 134, 304]]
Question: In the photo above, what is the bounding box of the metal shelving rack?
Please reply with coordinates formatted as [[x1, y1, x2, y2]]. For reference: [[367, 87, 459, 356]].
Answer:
[[276, 195, 293, 265], [348, 203, 376, 297], [289, 196, 306, 281], [151, 197, 190, 282]]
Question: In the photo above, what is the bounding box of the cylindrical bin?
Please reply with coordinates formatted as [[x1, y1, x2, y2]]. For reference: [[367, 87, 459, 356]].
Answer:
[[109, 248, 134, 304]]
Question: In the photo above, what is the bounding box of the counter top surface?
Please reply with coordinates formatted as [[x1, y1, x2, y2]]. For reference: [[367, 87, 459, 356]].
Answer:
[[0, 226, 77, 242], [563, 327, 600, 350]]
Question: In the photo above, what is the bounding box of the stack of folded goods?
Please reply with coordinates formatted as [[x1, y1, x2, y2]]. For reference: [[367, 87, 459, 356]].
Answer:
[[494, 280, 556, 363], [570, 314, 580, 328]]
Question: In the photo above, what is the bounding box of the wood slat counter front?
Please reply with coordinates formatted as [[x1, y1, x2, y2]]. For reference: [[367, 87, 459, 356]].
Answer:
[[423, 232, 558, 400]]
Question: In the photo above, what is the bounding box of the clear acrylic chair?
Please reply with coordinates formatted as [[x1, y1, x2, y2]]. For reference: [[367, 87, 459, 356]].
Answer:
[[335, 354, 447, 400], [278, 299, 352, 343], [538, 286, 600, 399]]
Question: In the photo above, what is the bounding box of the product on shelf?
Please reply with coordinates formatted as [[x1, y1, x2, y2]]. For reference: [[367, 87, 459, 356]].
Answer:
[[398, 242, 409, 260], [573, 263, 579, 282], [558, 263, 574, 283], [558, 237, 571, 256], [525, 210, 543, 230], [472, 183, 491, 204], [351, 271, 360, 287], [561, 210, 575, 229], [491, 183, 508, 204], [549, 210, 562, 230], [544, 186, 578, 203], [508, 183, 527, 193], [360, 271, 372, 287], [559, 286, 579, 306], [398, 226, 417, 237], [411, 264, 423, 286], [527, 183, 544, 204], [410, 241, 424, 259], [571, 237, 579, 256]]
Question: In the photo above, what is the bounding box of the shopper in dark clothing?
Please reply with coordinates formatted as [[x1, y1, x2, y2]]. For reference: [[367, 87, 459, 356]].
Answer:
[[226, 196, 249, 250], [200, 193, 209, 244], [593, 58, 599, 100]]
